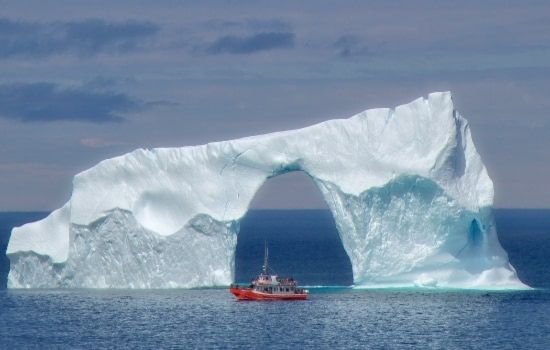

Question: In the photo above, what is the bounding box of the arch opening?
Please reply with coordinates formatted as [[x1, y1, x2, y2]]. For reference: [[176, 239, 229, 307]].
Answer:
[[234, 170, 353, 286]]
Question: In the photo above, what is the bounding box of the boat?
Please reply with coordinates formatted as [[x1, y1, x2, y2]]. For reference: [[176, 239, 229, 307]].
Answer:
[[229, 242, 309, 301]]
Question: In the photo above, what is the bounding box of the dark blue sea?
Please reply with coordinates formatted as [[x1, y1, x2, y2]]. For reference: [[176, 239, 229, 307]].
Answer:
[[1, 209, 550, 349]]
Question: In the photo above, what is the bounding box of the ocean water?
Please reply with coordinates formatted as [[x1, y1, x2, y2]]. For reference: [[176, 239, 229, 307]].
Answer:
[[1, 209, 550, 349]]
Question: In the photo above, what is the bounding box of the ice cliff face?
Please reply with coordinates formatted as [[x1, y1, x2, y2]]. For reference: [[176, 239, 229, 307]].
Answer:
[[6, 91, 527, 289]]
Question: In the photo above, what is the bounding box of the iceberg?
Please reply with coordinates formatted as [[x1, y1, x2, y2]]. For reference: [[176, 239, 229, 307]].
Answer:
[[6, 91, 527, 289]]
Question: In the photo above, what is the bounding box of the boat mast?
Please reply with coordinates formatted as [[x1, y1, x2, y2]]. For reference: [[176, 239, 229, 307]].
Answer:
[[262, 240, 269, 275]]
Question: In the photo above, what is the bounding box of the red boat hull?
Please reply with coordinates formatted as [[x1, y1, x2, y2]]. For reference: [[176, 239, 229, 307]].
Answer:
[[230, 287, 308, 301]]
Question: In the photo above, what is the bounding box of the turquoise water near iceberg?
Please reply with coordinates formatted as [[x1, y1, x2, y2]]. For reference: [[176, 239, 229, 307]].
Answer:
[[1, 209, 550, 349]]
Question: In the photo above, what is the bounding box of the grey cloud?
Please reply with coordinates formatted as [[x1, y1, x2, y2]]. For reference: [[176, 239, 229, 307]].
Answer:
[[206, 32, 295, 54], [206, 18, 291, 31], [80, 137, 132, 148], [146, 100, 180, 107], [83, 76, 137, 90], [83, 77, 120, 89], [334, 35, 370, 57], [0, 82, 143, 123], [0, 18, 159, 59]]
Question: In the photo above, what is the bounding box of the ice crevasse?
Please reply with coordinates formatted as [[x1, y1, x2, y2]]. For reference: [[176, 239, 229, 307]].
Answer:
[[6, 91, 527, 289]]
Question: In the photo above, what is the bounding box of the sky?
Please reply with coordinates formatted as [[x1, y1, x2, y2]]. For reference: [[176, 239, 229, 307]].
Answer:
[[0, 0, 549, 210]]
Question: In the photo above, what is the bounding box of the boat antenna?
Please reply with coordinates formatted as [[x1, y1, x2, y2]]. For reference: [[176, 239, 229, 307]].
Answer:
[[262, 240, 269, 275]]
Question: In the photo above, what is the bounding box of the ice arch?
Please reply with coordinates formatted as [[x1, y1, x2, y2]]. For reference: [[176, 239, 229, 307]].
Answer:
[[7, 92, 527, 289], [235, 170, 353, 286]]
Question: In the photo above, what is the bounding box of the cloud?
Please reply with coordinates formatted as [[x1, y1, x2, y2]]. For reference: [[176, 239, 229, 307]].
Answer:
[[334, 35, 370, 58], [206, 32, 295, 54], [0, 18, 159, 59], [82, 76, 138, 89], [204, 18, 291, 32], [80, 138, 131, 148], [146, 100, 180, 107], [0, 82, 143, 123]]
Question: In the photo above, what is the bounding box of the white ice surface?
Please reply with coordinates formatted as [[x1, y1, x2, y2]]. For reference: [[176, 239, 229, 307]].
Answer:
[[6, 91, 527, 289]]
